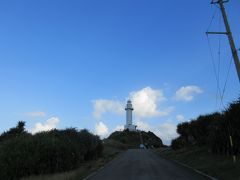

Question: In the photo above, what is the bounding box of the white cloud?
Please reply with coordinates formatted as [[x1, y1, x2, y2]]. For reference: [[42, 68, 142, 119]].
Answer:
[[95, 121, 109, 138], [129, 87, 172, 118], [113, 125, 124, 132], [92, 87, 173, 119], [92, 87, 175, 141], [136, 120, 152, 131], [157, 122, 179, 145], [25, 111, 46, 117], [136, 120, 178, 145], [176, 114, 185, 122], [31, 117, 60, 134], [175, 85, 203, 102], [93, 99, 124, 119]]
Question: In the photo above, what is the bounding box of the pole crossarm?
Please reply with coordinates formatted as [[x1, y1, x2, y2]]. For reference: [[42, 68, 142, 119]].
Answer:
[[209, 0, 240, 82], [211, 0, 229, 4], [206, 31, 228, 35]]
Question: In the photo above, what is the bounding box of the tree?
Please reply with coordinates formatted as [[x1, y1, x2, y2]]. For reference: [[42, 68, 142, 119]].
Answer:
[[0, 121, 28, 142]]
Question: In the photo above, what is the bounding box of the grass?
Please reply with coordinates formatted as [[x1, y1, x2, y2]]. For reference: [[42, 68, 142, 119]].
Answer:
[[21, 156, 117, 180], [154, 146, 240, 180], [21, 139, 127, 180], [21, 160, 103, 180]]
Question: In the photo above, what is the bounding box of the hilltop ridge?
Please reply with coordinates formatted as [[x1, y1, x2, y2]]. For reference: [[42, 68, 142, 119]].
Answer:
[[107, 129, 164, 149]]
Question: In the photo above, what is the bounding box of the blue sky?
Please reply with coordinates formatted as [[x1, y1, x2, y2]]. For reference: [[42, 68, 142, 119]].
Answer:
[[0, 0, 239, 144]]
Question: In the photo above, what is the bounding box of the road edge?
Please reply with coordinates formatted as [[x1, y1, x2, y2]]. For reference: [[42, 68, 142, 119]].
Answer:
[[83, 151, 124, 180], [151, 150, 218, 180]]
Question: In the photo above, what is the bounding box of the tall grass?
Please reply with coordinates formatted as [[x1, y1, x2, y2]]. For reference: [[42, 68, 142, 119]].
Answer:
[[0, 125, 103, 180]]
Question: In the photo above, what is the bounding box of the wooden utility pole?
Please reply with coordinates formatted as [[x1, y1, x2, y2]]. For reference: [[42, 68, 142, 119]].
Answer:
[[207, 0, 239, 163], [208, 0, 240, 82]]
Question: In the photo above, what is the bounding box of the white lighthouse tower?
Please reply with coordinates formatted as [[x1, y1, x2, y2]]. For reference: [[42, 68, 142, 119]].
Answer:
[[124, 100, 136, 131]]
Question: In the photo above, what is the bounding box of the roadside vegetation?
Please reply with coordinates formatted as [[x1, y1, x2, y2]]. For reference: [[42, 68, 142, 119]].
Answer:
[[21, 139, 127, 180], [156, 98, 240, 180], [155, 146, 240, 180], [171, 98, 240, 156], [0, 122, 103, 180]]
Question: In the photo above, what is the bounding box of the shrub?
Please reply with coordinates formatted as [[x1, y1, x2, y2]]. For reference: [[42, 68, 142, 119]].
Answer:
[[171, 98, 240, 156], [0, 124, 103, 179]]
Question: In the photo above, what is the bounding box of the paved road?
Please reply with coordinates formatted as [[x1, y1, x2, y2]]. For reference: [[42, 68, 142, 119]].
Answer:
[[88, 149, 210, 180]]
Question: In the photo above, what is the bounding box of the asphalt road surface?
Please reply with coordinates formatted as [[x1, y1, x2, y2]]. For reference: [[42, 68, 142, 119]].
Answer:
[[87, 149, 210, 180]]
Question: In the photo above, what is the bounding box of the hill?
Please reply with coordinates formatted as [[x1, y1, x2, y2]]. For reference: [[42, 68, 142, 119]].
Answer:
[[108, 130, 163, 148]]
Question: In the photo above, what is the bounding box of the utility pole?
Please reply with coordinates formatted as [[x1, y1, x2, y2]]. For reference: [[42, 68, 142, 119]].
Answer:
[[207, 0, 240, 82], [207, 0, 239, 163]]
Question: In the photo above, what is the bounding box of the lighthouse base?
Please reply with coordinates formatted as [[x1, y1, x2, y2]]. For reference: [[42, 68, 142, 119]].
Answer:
[[124, 124, 137, 131]]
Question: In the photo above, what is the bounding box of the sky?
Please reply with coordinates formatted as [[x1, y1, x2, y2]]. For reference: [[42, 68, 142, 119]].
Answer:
[[0, 0, 240, 145]]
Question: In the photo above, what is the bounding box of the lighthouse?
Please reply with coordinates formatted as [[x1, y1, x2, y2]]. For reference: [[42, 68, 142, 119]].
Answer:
[[124, 100, 136, 131]]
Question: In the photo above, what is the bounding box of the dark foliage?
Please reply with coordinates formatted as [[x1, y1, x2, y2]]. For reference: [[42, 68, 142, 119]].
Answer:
[[171, 99, 240, 156], [0, 123, 103, 180], [108, 130, 163, 148], [0, 121, 29, 142]]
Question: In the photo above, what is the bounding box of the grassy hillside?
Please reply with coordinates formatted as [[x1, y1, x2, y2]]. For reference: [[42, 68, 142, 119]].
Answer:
[[155, 146, 240, 180], [103, 139, 127, 156], [108, 130, 163, 148]]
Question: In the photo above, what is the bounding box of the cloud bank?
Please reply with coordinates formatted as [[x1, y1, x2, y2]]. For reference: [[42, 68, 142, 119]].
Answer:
[[175, 85, 203, 102], [93, 99, 124, 119], [93, 87, 172, 119], [92, 85, 203, 144], [31, 117, 60, 134], [176, 114, 186, 122], [95, 121, 109, 138], [136, 120, 178, 145], [25, 111, 46, 117], [129, 87, 172, 118]]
